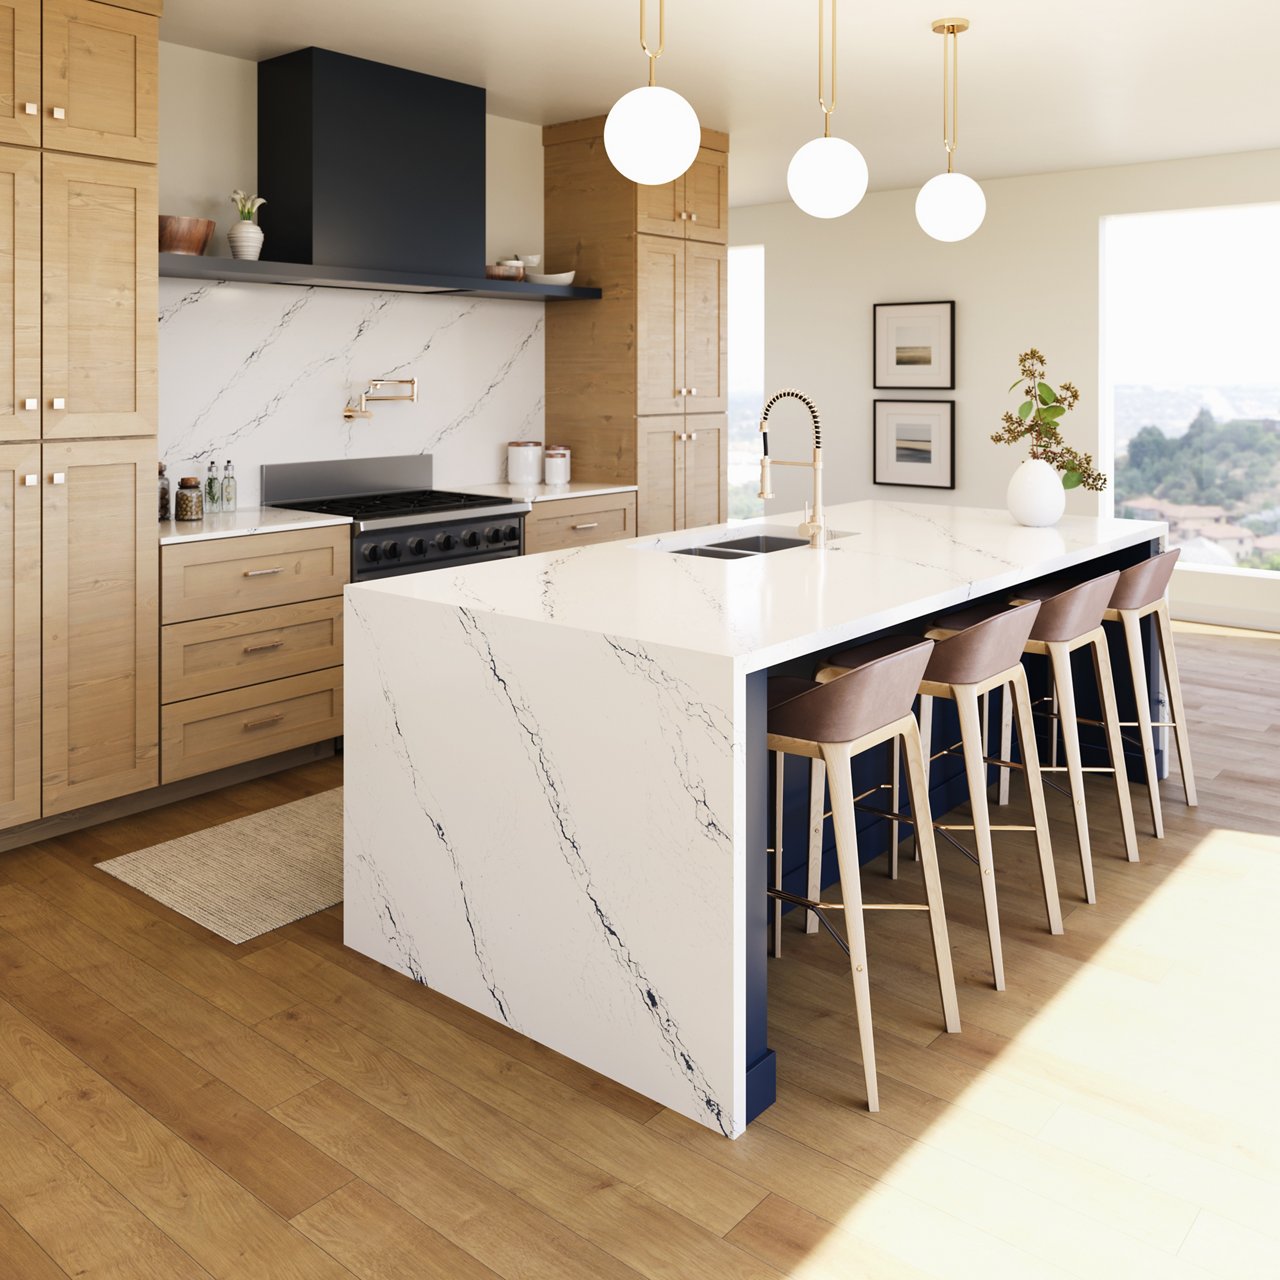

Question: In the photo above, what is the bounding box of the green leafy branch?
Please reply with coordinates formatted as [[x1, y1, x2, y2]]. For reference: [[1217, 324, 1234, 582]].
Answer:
[[990, 348, 1107, 492]]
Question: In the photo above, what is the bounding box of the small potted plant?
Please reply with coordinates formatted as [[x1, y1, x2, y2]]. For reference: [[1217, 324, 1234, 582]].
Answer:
[[227, 190, 266, 260], [992, 348, 1106, 526]]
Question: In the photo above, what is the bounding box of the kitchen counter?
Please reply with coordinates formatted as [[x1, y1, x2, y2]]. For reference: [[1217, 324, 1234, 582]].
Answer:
[[464, 480, 638, 503], [159, 506, 352, 545], [342, 500, 1166, 1138]]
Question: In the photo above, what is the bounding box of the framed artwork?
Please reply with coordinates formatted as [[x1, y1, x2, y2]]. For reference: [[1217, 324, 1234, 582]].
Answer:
[[873, 300, 955, 389], [873, 400, 955, 489]]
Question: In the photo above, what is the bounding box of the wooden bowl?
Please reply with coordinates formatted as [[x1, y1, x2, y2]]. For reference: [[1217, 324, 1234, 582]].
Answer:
[[159, 215, 215, 256]]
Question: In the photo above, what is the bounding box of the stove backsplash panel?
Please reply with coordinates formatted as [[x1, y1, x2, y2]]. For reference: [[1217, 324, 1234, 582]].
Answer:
[[158, 278, 544, 508]]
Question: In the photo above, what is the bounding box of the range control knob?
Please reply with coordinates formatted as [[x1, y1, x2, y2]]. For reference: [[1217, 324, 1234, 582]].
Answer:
[[407, 536, 426, 556], [362, 543, 381, 563], [434, 532, 456, 552], [485, 526, 503, 545], [461, 529, 480, 548], [502, 525, 521, 543], [382, 540, 401, 560]]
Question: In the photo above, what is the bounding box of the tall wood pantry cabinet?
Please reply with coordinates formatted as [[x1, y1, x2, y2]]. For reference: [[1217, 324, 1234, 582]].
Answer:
[[543, 117, 729, 536], [0, 0, 159, 830]]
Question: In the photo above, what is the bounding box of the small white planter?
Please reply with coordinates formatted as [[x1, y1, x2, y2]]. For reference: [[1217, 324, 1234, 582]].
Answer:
[[1006, 458, 1066, 527], [227, 221, 264, 261]]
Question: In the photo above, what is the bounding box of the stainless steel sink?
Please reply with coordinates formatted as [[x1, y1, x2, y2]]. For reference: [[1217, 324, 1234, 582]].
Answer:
[[707, 535, 809, 554]]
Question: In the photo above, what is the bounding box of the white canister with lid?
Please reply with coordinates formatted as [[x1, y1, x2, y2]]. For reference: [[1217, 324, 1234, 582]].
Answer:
[[507, 440, 543, 485], [544, 446, 571, 486]]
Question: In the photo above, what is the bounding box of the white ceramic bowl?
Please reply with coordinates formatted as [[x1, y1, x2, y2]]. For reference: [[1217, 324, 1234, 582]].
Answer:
[[526, 270, 575, 286], [516, 253, 542, 268], [497, 258, 523, 268]]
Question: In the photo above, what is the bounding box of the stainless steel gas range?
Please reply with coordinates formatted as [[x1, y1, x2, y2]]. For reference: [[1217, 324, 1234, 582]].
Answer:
[[262, 456, 530, 583]]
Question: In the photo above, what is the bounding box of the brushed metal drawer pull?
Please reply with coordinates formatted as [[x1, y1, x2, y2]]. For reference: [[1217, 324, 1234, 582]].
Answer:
[[688, 387, 698, 396], [51, 472, 65, 485], [51, 106, 65, 120], [22, 474, 37, 487], [689, 212, 698, 222], [51, 397, 65, 410], [242, 640, 284, 654], [22, 103, 36, 116], [689, 432, 698, 441], [572, 522, 599, 531], [243, 713, 284, 731], [22, 398, 36, 411], [243, 567, 284, 578]]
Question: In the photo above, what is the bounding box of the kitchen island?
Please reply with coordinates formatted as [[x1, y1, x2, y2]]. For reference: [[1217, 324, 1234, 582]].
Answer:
[[343, 501, 1165, 1138]]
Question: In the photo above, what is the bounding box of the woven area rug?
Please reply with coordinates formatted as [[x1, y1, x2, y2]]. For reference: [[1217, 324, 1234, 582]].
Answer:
[[98, 787, 344, 944]]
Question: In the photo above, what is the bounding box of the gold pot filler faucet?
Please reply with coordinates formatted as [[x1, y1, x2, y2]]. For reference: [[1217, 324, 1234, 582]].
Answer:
[[758, 388, 825, 548]]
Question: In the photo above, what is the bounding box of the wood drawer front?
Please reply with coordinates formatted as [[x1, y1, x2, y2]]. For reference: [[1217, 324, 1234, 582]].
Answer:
[[162, 527, 350, 624], [162, 598, 343, 703], [524, 493, 637, 554], [161, 668, 343, 784]]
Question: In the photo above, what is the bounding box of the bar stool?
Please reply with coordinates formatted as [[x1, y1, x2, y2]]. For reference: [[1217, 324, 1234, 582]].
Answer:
[[974, 573, 1140, 904], [767, 637, 960, 1112], [819, 603, 1062, 993]]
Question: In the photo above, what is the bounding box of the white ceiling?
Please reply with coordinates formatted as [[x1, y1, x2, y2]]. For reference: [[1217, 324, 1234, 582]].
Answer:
[[160, 0, 1279, 207]]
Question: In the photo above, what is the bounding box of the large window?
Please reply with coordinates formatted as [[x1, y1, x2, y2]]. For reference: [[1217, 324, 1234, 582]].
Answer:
[[727, 244, 765, 520], [1102, 204, 1280, 571]]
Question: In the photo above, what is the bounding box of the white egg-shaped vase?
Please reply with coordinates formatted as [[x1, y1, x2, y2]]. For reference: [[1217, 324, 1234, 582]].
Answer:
[[1006, 458, 1066, 527]]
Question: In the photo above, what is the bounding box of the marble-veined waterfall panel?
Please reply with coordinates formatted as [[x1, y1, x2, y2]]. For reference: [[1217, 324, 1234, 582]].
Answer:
[[343, 584, 747, 1136], [158, 279, 545, 507]]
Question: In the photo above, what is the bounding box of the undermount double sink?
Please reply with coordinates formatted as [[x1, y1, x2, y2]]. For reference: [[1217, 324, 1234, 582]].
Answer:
[[669, 529, 856, 560]]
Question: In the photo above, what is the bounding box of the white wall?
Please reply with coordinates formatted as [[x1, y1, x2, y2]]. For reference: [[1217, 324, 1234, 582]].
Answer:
[[157, 43, 547, 502], [732, 148, 1280, 627]]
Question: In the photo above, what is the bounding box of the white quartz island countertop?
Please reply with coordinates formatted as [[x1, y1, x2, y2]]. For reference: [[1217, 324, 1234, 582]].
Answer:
[[343, 500, 1165, 1139]]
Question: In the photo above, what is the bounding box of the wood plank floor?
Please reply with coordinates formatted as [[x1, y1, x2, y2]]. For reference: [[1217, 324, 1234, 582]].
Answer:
[[0, 623, 1276, 1279]]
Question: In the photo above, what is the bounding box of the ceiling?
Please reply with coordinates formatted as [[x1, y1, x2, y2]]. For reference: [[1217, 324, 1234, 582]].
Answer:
[[160, 0, 1278, 207]]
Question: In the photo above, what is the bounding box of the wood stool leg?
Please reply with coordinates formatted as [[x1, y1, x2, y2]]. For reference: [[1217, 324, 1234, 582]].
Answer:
[[772, 751, 784, 959], [806, 758, 825, 934], [998, 682, 1014, 806], [901, 717, 961, 1034], [1049, 641, 1097, 905], [955, 685, 1005, 991], [1091, 632, 1140, 863], [914, 694, 933, 862], [1155, 599, 1198, 807], [889, 736, 901, 879], [1011, 667, 1063, 935], [1120, 609, 1163, 838], [820, 742, 879, 1112]]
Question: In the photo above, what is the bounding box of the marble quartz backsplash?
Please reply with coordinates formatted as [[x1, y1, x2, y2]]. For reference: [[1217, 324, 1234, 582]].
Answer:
[[158, 278, 545, 507]]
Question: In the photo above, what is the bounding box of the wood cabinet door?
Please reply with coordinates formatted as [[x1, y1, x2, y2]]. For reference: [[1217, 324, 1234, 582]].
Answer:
[[42, 0, 157, 163], [683, 240, 727, 413], [0, 441, 40, 828], [42, 152, 156, 438], [42, 436, 158, 814], [0, 145, 39, 442], [636, 175, 685, 239], [0, 0, 40, 148], [683, 149, 728, 244], [636, 234, 685, 415], [636, 415, 686, 535], [683, 414, 727, 531]]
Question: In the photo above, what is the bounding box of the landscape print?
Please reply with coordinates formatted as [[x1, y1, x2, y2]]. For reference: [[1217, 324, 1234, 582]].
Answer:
[[895, 422, 934, 462], [895, 324, 934, 367]]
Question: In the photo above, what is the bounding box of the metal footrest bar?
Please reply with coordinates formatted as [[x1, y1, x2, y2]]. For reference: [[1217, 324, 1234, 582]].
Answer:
[[767, 888, 850, 957], [935, 826, 981, 866], [852, 803, 919, 829], [937, 822, 1037, 833], [1040, 765, 1116, 774]]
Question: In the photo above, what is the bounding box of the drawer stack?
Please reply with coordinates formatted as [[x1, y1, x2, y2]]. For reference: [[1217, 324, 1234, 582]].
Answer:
[[159, 526, 348, 783], [523, 492, 638, 554]]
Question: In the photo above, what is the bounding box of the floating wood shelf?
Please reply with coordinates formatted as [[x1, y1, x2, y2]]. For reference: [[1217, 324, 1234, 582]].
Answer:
[[158, 254, 602, 301]]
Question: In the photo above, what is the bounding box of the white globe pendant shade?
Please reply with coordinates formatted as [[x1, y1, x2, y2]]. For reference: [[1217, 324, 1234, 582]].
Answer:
[[915, 171, 986, 242], [604, 84, 701, 186], [786, 136, 869, 219]]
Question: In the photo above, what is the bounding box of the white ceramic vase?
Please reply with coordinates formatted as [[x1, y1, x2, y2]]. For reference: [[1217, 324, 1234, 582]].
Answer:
[[1006, 458, 1066, 527], [227, 221, 264, 260]]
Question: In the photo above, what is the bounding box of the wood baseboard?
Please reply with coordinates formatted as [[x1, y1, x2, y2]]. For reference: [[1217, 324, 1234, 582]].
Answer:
[[0, 740, 338, 854]]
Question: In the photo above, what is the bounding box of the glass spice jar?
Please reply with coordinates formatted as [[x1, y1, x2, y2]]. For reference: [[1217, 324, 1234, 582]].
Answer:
[[175, 476, 204, 521]]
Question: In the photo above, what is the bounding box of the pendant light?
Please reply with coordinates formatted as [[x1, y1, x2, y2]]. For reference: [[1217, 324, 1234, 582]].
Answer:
[[915, 17, 986, 242], [604, 0, 701, 186], [787, 0, 868, 219]]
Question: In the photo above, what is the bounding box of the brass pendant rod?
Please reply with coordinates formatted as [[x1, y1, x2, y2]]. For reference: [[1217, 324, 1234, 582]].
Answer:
[[818, 0, 837, 137], [932, 17, 969, 172], [640, 0, 666, 87]]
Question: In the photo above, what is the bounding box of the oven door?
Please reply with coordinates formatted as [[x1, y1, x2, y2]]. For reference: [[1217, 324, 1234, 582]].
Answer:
[[355, 546, 521, 581]]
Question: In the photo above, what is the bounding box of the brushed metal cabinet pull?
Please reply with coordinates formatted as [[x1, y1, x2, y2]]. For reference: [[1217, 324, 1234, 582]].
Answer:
[[51, 472, 65, 485], [572, 522, 599, 531], [51, 397, 65, 410], [689, 432, 698, 441], [688, 387, 698, 396], [22, 474, 37, 487], [243, 713, 284, 731], [242, 640, 284, 654], [677, 432, 688, 442], [243, 566, 284, 578], [22, 103, 36, 116], [22, 398, 36, 411], [689, 212, 698, 222], [51, 106, 65, 120]]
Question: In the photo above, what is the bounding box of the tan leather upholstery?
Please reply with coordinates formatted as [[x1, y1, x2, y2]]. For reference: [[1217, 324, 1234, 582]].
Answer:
[[768, 639, 934, 745], [1014, 572, 1121, 642], [1109, 548, 1180, 611], [924, 600, 1041, 684], [767, 676, 820, 709]]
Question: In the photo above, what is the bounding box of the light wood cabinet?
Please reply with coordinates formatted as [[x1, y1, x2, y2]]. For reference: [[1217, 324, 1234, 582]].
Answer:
[[42, 151, 157, 438], [41, 436, 157, 814], [545, 119, 729, 534], [0, 441, 40, 827], [523, 491, 637, 555], [42, 0, 158, 163], [0, 0, 42, 149], [0, 144, 41, 441], [637, 415, 727, 536]]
